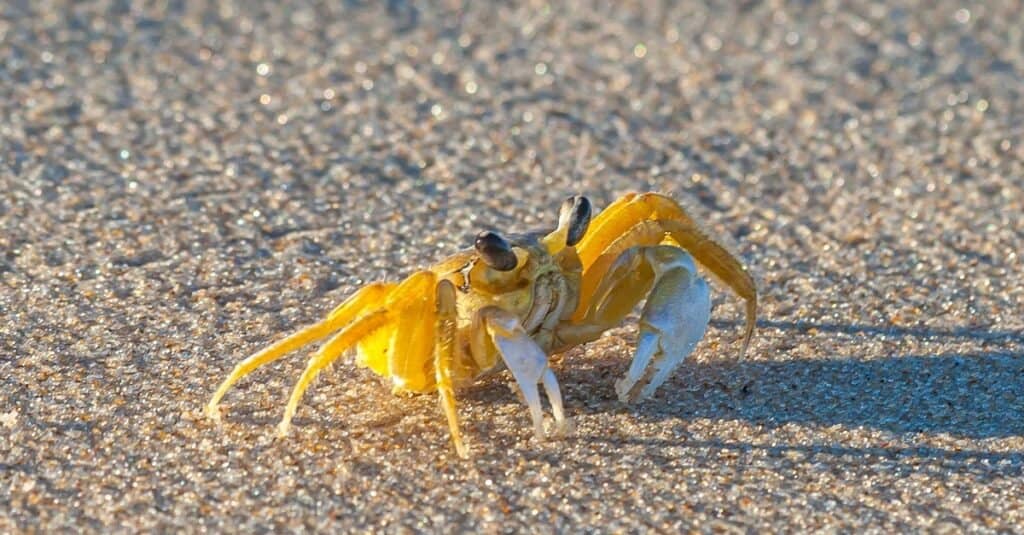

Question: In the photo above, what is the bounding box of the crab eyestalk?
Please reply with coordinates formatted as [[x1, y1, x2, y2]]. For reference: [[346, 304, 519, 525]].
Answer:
[[475, 231, 518, 271], [561, 195, 592, 246], [544, 195, 592, 253]]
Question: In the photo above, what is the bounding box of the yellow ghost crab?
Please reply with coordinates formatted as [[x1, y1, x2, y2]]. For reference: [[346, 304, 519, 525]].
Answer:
[[205, 192, 756, 458]]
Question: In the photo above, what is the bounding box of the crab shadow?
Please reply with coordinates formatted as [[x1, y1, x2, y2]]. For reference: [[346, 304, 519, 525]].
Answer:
[[544, 317, 1024, 441], [559, 346, 1023, 480], [385, 319, 1024, 442], [438, 342, 1023, 480], [559, 350, 1024, 440]]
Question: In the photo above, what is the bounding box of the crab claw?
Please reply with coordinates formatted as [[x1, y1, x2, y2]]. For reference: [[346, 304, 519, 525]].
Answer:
[[615, 246, 711, 404], [481, 308, 572, 440]]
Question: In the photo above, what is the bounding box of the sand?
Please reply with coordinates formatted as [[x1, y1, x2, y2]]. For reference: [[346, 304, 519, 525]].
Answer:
[[1, 1, 1022, 531]]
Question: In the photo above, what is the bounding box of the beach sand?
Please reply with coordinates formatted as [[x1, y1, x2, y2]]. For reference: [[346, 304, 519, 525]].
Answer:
[[1, 1, 1022, 531]]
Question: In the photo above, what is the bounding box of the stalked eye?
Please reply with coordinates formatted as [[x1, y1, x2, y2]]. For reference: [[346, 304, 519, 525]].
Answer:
[[558, 195, 592, 246], [474, 231, 518, 271]]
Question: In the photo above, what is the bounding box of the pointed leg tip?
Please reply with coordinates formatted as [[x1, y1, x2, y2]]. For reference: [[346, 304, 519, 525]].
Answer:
[[615, 377, 654, 405], [614, 379, 628, 403], [205, 404, 222, 423], [614, 378, 636, 404], [448, 432, 470, 458], [532, 424, 547, 443], [738, 338, 753, 361], [555, 417, 575, 438]]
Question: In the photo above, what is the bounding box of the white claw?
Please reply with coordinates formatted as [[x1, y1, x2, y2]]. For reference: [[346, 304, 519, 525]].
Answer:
[[616, 247, 711, 404], [489, 312, 570, 441]]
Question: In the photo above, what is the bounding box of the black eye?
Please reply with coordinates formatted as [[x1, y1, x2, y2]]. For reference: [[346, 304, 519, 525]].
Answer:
[[474, 231, 518, 271], [559, 195, 592, 246]]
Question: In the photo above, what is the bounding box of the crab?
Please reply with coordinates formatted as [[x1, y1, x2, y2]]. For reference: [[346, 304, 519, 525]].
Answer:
[[205, 192, 756, 457]]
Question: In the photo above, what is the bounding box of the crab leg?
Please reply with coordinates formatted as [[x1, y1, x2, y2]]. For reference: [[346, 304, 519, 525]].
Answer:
[[556, 245, 711, 403], [434, 279, 469, 458], [615, 247, 710, 403], [556, 247, 654, 349], [574, 192, 756, 357], [277, 271, 436, 436], [661, 219, 755, 357], [480, 308, 570, 441], [205, 282, 391, 421], [277, 309, 391, 436]]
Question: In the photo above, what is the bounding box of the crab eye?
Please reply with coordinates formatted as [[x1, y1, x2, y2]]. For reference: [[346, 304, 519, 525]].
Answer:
[[474, 231, 518, 271], [559, 195, 592, 246]]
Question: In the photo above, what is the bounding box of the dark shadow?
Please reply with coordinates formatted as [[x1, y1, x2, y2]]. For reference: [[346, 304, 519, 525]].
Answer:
[[711, 318, 1024, 343], [560, 350, 1024, 440], [542, 348, 1023, 479]]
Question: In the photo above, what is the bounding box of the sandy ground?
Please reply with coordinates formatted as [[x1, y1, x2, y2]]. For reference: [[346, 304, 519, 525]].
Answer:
[[2, 0, 1023, 532]]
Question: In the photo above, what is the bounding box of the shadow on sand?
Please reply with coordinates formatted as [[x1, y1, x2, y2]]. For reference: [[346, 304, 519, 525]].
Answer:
[[443, 318, 1024, 444], [504, 318, 1024, 477], [621, 351, 1024, 440], [554, 317, 1024, 441]]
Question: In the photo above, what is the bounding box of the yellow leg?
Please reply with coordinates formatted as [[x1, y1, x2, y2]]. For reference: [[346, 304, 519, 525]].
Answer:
[[276, 271, 436, 436], [205, 282, 391, 421], [327, 282, 392, 321], [277, 310, 390, 436], [559, 246, 714, 403], [571, 220, 664, 322], [575, 192, 645, 267], [573, 192, 757, 356], [387, 283, 438, 394], [661, 219, 757, 356], [434, 279, 468, 458]]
